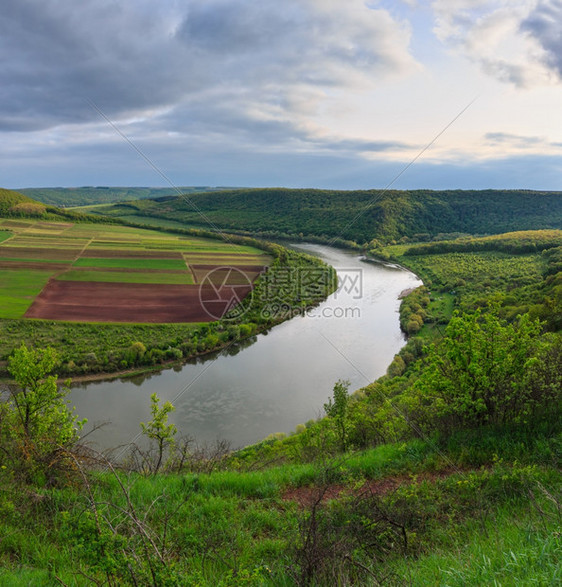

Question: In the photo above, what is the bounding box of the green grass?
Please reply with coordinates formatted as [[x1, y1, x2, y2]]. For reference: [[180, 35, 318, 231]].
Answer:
[[4, 238, 87, 249], [72, 257, 189, 270], [0, 270, 55, 318], [0, 230, 12, 244], [57, 269, 194, 284], [417, 292, 455, 340], [391, 502, 561, 586], [1, 429, 560, 586]]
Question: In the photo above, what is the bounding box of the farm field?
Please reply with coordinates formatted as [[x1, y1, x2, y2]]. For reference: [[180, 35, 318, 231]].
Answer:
[[0, 219, 271, 323]]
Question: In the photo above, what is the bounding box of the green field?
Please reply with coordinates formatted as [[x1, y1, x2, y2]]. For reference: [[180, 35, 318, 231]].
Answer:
[[57, 269, 195, 284], [0, 219, 270, 321], [0, 270, 55, 318], [72, 257, 189, 270], [0, 217, 332, 377], [184, 253, 271, 265], [0, 257, 71, 264]]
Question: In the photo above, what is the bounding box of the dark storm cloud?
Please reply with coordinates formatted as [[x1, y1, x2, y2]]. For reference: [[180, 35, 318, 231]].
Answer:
[[0, 0, 415, 134], [0, 0, 194, 130], [521, 0, 562, 79]]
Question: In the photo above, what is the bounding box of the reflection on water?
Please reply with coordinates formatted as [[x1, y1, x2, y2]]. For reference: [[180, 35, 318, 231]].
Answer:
[[69, 244, 422, 450]]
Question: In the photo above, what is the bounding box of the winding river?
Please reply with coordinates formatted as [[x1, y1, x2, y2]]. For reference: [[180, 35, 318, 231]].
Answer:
[[69, 244, 421, 450]]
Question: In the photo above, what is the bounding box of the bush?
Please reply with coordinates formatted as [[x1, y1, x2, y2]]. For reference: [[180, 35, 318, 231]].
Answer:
[[0, 345, 85, 486], [407, 307, 558, 434]]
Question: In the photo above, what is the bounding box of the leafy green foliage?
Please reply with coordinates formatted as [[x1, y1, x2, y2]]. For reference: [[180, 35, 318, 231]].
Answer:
[[0, 188, 41, 216], [94, 188, 562, 243], [384, 230, 562, 332], [405, 229, 562, 255], [0, 344, 84, 485], [410, 309, 555, 432], [399, 285, 430, 334], [140, 393, 177, 474], [20, 186, 229, 207], [323, 380, 351, 452], [1, 190, 561, 584]]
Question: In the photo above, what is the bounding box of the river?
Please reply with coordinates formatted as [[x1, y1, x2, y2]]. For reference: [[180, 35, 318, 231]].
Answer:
[[69, 244, 421, 451]]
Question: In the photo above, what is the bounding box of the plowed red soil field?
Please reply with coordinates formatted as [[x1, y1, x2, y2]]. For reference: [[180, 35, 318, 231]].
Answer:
[[24, 280, 253, 323]]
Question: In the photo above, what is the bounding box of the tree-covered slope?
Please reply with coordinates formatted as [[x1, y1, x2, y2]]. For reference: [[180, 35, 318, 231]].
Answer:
[[0, 187, 131, 224], [19, 186, 238, 207], [93, 188, 562, 242], [0, 187, 45, 216]]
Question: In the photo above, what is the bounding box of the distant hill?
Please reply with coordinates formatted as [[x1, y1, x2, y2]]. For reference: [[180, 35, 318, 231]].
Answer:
[[91, 188, 562, 243], [0, 187, 124, 225], [19, 186, 242, 208], [0, 187, 46, 216]]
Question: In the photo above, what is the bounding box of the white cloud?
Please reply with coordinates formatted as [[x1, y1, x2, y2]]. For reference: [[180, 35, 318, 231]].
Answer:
[[431, 0, 560, 86]]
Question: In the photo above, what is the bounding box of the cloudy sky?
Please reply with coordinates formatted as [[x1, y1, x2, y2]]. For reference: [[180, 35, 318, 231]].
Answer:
[[1, 0, 561, 190]]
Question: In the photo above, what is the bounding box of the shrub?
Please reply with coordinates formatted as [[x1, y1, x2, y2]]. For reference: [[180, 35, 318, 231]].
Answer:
[[408, 307, 556, 434], [0, 345, 85, 486]]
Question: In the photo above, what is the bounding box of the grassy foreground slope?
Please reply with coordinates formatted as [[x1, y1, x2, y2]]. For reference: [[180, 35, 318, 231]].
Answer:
[[90, 187, 562, 242]]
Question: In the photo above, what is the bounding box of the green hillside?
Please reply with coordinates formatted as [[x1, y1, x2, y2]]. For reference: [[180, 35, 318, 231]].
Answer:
[[91, 188, 562, 243], [19, 186, 240, 208], [0, 187, 135, 225], [0, 187, 45, 216]]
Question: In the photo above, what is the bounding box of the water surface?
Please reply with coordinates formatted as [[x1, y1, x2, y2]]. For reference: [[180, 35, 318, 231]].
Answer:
[[70, 244, 421, 450]]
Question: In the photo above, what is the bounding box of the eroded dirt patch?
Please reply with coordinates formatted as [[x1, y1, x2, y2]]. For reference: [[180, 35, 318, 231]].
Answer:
[[283, 470, 459, 508]]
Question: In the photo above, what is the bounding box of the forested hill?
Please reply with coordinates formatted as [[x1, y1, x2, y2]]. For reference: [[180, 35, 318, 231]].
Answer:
[[0, 188, 119, 224], [19, 186, 237, 207], [93, 188, 562, 243], [0, 187, 45, 216]]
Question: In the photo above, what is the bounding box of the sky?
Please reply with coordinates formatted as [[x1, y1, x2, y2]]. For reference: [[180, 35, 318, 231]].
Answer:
[[1, 0, 561, 191]]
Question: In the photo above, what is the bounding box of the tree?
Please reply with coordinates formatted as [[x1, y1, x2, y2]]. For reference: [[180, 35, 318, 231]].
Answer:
[[412, 307, 543, 433], [324, 380, 351, 452], [2, 344, 84, 485], [140, 393, 177, 474]]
